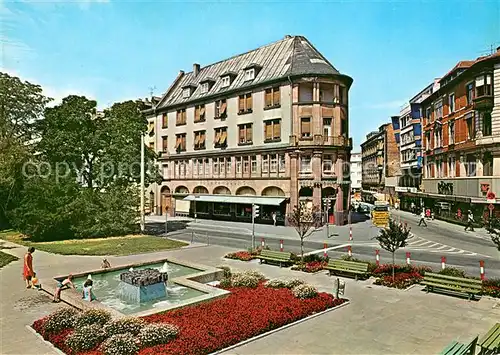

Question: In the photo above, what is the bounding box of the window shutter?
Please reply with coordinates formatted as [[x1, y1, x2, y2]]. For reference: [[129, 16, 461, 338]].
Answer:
[[163, 137, 168, 151], [246, 94, 252, 110], [200, 106, 205, 117], [265, 89, 272, 107], [273, 120, 280, 138], [239, 126, 245, 142], [302, 119, 310, 134], [220, 131, 227, 144], [162, 114, 168, 128], [265, 122, 272, 140], [200, 132, 206, 145], [247, 125, 252, 142], [175, 136, 180, 149], [214, 130, 221, 144], [220, 102, 227, 114], [273, 88, 280, 105], [239, 96, 245, 111], [194, 134, 200, 145]]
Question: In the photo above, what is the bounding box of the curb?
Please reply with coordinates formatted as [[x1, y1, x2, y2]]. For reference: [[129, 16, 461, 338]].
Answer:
[[209, 299, 350, 355], [25, 325, 66, 355]]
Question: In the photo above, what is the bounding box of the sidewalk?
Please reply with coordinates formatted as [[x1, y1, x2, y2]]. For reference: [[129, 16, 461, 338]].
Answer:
[[1, 240, 499, 354]]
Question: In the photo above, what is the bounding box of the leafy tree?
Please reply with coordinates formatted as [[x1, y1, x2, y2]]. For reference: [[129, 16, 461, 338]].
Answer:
[[485, 215, 500, 251], [373, 219, 411, 281], [287, 203, 322, 260], [0, 72, 50, 228]]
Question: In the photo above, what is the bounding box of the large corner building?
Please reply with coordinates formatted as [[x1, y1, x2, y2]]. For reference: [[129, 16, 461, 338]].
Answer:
[[144, 35, 353, 225]]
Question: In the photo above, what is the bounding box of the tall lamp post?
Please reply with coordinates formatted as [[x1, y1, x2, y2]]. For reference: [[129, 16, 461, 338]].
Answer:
[[140, 133, 145, 233]]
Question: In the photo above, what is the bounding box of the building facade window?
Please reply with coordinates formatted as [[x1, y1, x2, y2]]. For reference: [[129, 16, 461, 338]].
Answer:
[[265, 87, 280, 108], [466, 155, 476, 177], [204, 158, 210, 176], [279, 154, 285, 172], [194, 130, 206, 150], [182, 88, 191, 98], [175, 134, 186, 152], [425, 107, 432, 123], [449, 121, 455, 144], [238, 123, 253, 144], [466, 83, 474, 105], [434, 100, 443, 120], [215, 99, 227, 119], [323, 155, 333, 173], [448, 156, 456, 177], [264, 119, 281, 142], [221, 76, 230, 88], [197, 158, 203, 176], [448, 93, 455, 113], [214, 127, 228, 148], [270, 155, 277, 173], [236, 157, 242, 174], [194, 105, 206, 123], [466, 116, 474, 140], [483, 113, 492, 136], [162, 136, 168, 152], [251, 156, 257, 173], [244, 68, 255, 81], [323, 118, 332, 140], [176, 109, 186, 125], [162, 113, 168, 128], [475, 74, 492, 97], [301, 117, 311, 138], [300, 155, 311, 172], [238, 93, 253, 114], [243, 156, 250, 174], [262, 155, 269, 173], [200, 82, 209, 94]]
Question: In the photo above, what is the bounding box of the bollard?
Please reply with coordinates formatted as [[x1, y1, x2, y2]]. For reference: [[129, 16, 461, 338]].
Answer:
[[479, 260, 485, 280], [406, 252, 411, 265], [280, 239, 283, 252], [347, 245, 352, 257], [349, 225, 353, 241], [261, 238, 265, 248], [375, 249, 380, 266], [441, 256, 446, 270], [323, 243, 328, 258]]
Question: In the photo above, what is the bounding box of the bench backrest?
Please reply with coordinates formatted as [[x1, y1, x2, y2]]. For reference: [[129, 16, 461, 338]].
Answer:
[[328, 259, 369, 272], [260, 250, 292, 260], [424, 272, 483, 290]]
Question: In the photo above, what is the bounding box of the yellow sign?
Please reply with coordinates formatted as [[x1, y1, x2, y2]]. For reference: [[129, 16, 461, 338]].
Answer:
[[372, 211, 389, 228]]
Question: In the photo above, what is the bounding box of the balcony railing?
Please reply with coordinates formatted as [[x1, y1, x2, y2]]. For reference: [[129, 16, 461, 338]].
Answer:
[[473, 94, 493, 111]]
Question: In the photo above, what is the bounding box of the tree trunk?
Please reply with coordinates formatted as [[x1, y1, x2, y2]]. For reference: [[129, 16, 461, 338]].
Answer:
[[300, 238, 304, 261], [392, 252, 395, 282]]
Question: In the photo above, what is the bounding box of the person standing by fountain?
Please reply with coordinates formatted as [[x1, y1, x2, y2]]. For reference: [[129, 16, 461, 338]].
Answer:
[[82, 279, 96, 301], [53, 274, 75, 303], [23, 247, 35, 288]]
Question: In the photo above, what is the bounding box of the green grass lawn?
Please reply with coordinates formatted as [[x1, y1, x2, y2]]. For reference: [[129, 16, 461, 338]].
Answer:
[[0, 230, 187, 256], [0, 250, 19, 268]]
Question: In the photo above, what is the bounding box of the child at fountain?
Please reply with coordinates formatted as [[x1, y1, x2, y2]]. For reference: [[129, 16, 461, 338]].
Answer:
[[82, 279, 96, 302], [31, 273, 41, 290], [53, 274, 75, 303]]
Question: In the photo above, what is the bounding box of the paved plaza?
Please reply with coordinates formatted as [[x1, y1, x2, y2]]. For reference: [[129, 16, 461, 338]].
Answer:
[[0, 240, 499, 354]]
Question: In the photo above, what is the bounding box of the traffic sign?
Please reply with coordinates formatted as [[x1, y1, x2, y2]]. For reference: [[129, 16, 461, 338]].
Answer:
[[488, 203, 495, 212]]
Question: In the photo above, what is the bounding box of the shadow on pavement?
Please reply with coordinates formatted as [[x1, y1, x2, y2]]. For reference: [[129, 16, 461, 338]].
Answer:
[[350, 212, 370, 224]]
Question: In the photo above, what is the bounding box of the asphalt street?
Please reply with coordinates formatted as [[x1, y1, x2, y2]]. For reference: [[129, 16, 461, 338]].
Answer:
[[150, 210, 500, 279]]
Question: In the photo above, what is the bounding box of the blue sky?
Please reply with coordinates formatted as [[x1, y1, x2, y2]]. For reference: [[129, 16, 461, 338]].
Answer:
[[2, 0, 499, 149]]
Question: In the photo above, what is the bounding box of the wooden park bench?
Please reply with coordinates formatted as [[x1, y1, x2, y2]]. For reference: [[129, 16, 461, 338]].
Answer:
[[258, 250, 293, 267], [324, 259, 369, 280], [478, 323, 500, 355], [439, 336, 478, 355], [421, 272, 483, 300]]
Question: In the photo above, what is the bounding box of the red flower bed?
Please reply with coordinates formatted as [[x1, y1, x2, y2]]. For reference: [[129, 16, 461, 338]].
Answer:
[[225, 251, 254, 261], [374, 272, 423, 289], [140, 284, 343, 355], [292, 261, 327, 273], [372, 264, 431, 276], [32, 284, 345, 355]]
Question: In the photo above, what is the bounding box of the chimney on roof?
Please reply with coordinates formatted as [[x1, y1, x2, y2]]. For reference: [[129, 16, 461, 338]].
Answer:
[[193, 63, 200, 76]]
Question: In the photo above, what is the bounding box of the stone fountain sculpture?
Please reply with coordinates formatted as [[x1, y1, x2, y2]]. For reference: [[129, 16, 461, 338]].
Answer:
[[119, 268, 169, 303]]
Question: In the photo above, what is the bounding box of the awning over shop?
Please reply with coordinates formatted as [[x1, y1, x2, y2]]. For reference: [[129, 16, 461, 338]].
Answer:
[[183, 194, 287, 206]]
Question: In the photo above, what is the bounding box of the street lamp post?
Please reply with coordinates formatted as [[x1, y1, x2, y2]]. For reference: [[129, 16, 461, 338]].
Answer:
[[140, 134, 145, 233]]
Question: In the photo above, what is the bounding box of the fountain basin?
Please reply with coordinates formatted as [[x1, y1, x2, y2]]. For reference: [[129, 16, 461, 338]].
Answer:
[[51, 257, 228, 317]]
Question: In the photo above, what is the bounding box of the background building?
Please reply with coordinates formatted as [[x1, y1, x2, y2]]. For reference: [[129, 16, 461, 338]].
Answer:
[[360, 123, 399, 203], [144, 35, 353, 225], [350, 152, 362, 193], [419, 47, 500, 221]]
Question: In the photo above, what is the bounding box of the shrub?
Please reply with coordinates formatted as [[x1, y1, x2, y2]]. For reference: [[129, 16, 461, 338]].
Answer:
[[483, 278, 500, 298], [292, 284, 318, 299], [439, 267, 466, 278], [292, 261, 326, 273], [75, 309, 112, 329], [303, 254, 328, 263], [100, 333, 139, 355], [264, 279, 287, 289], [285, 279, 305, 289], [242, 270, 265, 281], [341, 256, 377, 273], [65, 324, 107, 352], [231, 273, 259, 288], [217, 265, 232, 279], [374, 272, 423, 289], [225, 251, 253, 261], [138, 323, 179, 347], [373, 264, 430, 277], [43, 307, 80, 335], [103, 317, 145, 337], [219, 277, 232, 288]]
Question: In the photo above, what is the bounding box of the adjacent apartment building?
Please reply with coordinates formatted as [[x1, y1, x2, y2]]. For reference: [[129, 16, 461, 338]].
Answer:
[[419, 47, 500, 219], [144, 35, 353, 225], [360, 123, 400, 203], [350, 152, 362, 193]]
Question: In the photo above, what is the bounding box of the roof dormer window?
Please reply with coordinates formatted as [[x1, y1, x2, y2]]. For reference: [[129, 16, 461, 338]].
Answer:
[[221, 76, 230, 88], [245, 68, 255, 81], [182, 88, 191, 98], [200, 82, 209, 94]]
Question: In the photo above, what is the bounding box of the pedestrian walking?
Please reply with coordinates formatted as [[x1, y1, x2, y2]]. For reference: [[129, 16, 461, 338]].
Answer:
[[23, 247, 35, 288], [464, 210, 475, 231], [272, 212, 277, 226], [418, 209, 427, 227], [411, 202, 416, 215]]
